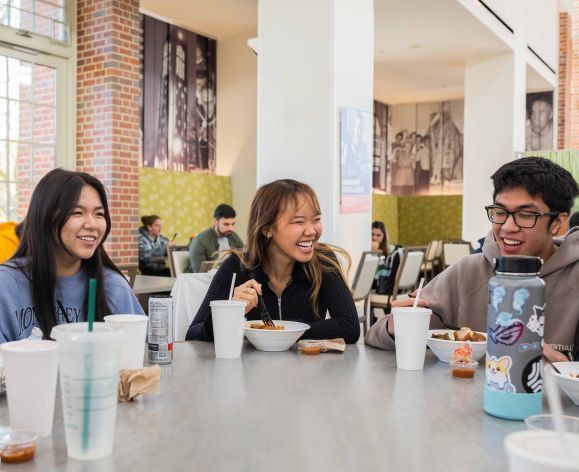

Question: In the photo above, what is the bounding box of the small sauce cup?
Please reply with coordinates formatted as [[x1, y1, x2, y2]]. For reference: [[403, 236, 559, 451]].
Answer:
[[0, 430, 38, 463], [298, 340, 322, 356], [450, 359, 478, 378]]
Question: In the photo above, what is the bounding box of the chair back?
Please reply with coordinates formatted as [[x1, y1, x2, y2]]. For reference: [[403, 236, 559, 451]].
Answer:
[[116, 263, 138, 288], [395, 250, 423, 293], [199, 260, 219, 273], [442, 242, 471, 268], [425, 240, 440, 262], [351, 251, 381, 301], [168, 246, 190, 277]]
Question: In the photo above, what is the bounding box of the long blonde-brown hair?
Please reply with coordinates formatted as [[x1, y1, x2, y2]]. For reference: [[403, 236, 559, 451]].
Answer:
[[233, 179, 350, 317]]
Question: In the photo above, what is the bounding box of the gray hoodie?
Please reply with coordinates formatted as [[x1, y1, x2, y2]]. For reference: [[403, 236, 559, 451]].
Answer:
[[365, 227, 579, 358]]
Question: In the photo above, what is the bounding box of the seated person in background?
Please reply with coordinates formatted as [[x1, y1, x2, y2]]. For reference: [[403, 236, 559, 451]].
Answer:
[[186, 179, 360, 343], [569, 211, 579, 229], [0, 169, 144, 342], [371, 220, 401, 297], [188, 204, 243, 272], [365, 157, 579, 362], [138, 214, 174, 277], [0, 221, 23, 263]]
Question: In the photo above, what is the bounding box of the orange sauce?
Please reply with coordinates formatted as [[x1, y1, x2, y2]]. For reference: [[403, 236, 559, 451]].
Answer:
[[1, 444, 36, 463], [452, 367, 476, 378]]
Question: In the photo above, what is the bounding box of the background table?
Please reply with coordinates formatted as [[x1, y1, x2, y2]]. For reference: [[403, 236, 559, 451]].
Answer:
[[1, 343, 576, 471], [133, 275, 176, 295]]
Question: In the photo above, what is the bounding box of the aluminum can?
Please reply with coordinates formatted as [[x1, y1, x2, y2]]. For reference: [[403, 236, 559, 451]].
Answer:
[[147, 294, 173, 364]]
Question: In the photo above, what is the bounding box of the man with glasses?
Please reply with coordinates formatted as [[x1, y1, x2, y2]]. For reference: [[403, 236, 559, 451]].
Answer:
[[366, 157, 579, 362]]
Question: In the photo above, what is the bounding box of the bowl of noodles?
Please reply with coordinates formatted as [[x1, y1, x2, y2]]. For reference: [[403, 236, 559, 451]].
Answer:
[[244, 320, 310, 352]]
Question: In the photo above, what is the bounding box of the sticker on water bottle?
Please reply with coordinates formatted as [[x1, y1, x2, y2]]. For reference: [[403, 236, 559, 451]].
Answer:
[[521, 355, 543, 393]]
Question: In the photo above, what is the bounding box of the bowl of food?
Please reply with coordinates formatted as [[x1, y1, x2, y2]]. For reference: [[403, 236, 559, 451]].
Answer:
[[244, 320, 310, 352], [426, 327, 486, 364], [551, 362, 579, 406]]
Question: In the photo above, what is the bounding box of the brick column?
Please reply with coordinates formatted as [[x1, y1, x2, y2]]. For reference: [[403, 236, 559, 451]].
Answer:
[[558, 12, 572, 149], [76, 0, 142, 264], [570, 1, 579, 150]]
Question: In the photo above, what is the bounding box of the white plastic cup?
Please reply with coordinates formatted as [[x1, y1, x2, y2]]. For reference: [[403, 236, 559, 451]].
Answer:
[[51, 322, 123, 461], [210, 300, 246, 359], [103, 315, 148, 370], [0, 340, 58, 437], [504, 430, 579, 471], [392, 306, 432, 370]]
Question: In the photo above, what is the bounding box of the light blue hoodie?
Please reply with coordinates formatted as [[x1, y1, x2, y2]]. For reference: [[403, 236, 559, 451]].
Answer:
[[0, 259, 144, 343]]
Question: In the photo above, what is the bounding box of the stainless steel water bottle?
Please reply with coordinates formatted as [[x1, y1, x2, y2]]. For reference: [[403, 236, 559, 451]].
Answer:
[[484, 256, 544, 420]]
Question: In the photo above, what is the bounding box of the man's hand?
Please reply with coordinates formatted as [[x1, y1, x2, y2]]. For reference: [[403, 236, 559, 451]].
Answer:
[[386, 295, 431, 337], [543, 343, 569, 363]]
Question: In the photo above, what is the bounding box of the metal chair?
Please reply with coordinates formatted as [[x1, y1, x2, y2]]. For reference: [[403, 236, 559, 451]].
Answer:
[[168, 246, 190, 277], [371, 249, 424, 313], [116, 263, 138, 288], [350, 251, 381, 336], [442, 241, 472, 269], [420, 240, 441, 282]]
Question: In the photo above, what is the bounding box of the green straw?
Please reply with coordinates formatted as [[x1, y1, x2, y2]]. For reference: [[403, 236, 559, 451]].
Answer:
[[87, 278, 96, 332], [82, 277, 96, 452]]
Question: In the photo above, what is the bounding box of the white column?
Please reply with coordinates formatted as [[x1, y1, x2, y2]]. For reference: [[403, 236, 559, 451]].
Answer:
[[257, 0, 373, 268], [462, 49, 527, 242]]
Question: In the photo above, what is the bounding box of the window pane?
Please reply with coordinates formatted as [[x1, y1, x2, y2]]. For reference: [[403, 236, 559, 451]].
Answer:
[[11, 100, 33, 142], [9, 141, 31, 182], [8, 58, 32, 101], [33, 145, 54, 179], [0, 99, 7, 139], [52, 20, 67, 42], [15, 179, 32, 220], [33, 64, 55, 105], [0, 139, 6, 179], [9, 6, 34, 31], [0, 56, 7, 98], [0, 4, 8, 26], [34, 105, 54, 144], [36, 1, 65, 23], [0, 181, 7, 221], [0, 181, 23, 221]]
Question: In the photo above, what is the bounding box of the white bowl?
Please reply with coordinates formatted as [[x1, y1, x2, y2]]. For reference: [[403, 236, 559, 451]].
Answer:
[[244, 320, 310, 352], [426, 329, 487, 364], [552, 362, 579, 406]]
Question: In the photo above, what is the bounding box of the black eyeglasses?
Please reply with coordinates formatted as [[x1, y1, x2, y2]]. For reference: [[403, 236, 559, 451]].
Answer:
[[485, 205, 560, 229]]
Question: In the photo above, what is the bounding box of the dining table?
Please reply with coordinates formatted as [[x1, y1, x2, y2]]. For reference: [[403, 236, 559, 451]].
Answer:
[[1, 342, 576, 471]]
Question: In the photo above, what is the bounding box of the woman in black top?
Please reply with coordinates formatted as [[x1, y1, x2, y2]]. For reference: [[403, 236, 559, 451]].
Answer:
[[186, 179, 360, 343]]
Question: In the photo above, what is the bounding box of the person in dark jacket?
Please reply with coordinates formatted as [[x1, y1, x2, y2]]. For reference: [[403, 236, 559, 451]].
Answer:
[[138, 215, 174, 276], [186, 179, 360, 343]]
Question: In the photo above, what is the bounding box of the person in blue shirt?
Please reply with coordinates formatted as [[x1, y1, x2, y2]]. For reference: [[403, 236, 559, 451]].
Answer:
[[0, 168, 144, 343]]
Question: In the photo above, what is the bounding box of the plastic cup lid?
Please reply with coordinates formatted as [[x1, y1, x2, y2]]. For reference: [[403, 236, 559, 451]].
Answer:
[[0, 340, 58, 355]]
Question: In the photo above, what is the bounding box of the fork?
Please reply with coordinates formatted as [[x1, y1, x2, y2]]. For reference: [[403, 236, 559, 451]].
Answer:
[[247, 269, 275, 327], [431, 311, 460, 331]]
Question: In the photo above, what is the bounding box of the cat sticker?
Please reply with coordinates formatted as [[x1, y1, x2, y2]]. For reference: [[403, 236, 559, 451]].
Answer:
[[486, 354, 516, 393], [526, 304, 545, 337]]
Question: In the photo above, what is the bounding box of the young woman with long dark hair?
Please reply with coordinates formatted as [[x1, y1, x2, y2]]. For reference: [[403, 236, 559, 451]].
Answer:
[[0, 168, 144, 342], [186, 179, 360, 343]]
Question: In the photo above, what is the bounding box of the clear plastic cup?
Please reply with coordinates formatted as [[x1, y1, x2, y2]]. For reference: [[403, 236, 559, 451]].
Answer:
[[504, 430, 579, 471], [51, 322, 122, 460], [0, 340, 58, 437], [103, 314, 148, 370], [210, 300, 246, 359], [392, 307, 432, 370], [525, 414, 579, 434]]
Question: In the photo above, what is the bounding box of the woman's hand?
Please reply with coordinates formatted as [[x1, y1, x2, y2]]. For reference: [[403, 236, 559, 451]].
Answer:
[[233, 279, 262, 314]]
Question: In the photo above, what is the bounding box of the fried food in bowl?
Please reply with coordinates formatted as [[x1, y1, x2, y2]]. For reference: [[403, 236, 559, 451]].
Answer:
[[427, 328, 487, 364]]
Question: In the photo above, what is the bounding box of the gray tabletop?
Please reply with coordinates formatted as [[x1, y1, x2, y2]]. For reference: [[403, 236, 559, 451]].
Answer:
[[132, 275, 176, 295], [1, 342, 577, 471]]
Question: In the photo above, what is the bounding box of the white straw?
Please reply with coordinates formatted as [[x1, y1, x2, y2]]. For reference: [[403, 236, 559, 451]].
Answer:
[[228, 273, 237, 302], [542, 365, 571, 455], [413, 277, 425, 308]]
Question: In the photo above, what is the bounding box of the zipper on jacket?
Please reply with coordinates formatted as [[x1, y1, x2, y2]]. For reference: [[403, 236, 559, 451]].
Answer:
[[269, 278, 293, 320]]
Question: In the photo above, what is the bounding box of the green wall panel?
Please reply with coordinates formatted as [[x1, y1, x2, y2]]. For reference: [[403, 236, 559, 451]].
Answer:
[[372, 193, 399, 244], [139, 168, 233, 246], [521, 151, 579, 213], [397, 195, 463, 246]]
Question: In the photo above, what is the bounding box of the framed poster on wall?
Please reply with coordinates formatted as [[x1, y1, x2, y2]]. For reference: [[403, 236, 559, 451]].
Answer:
[[340, 107, 372, 213]]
